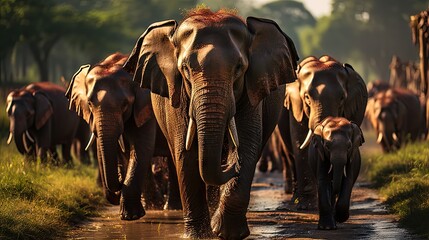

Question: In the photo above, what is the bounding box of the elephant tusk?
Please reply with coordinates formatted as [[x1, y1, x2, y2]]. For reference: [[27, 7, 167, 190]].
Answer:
[[392, 132, 399, 142], [228, 117, 239, 149], [118, 135, 126, 153], [85, 132, 96, 151], [376, 132, 383, 144], [344, 166, 347, 178], [328, 164, 333, 174], [25, 131, 34, 143], [7, 132, 13, 145], [185, 118, 196, 151], [299, 130, 313, 149], [22, 134, 31, 153]]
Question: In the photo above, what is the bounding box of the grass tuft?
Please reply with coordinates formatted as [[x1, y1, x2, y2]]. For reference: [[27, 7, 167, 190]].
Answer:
[[0, 140, 104, 239], [365, 141, 429, 238]]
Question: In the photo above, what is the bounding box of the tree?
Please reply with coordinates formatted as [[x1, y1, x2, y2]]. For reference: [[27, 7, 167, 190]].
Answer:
[[303, 0, 428, 81], [0, 0, 126, 82], [248, 0, 316, 54]]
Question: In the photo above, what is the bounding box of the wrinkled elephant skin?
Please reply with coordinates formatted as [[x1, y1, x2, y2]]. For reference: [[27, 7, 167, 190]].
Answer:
[[123, 8, 299, 239]]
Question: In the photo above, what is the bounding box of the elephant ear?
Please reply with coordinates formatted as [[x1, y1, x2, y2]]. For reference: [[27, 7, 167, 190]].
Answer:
[[343, 63, 368, 126], [33, 92, 53, 130], [284, 80, 304, 122], [66, 64, 92, 123], [351, 122, 365, 147], [133, 86, 153, 128], [123, 20, 182, 108], [246, 17, 299, 107]]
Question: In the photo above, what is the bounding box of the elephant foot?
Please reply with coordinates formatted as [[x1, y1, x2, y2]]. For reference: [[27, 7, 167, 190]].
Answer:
[[295, 194, 318, 211], [211, 208, 250, 240], [120, 197, 145, 220], [335, 208, 350, 223], [183, 217, 214, 239], [318, 214, 337, 230], [104, 189, 120, 205]]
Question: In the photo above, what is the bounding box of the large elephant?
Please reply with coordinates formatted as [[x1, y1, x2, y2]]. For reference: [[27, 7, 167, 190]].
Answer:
[[281, 55, 367, 210], [5, 82, 87, 164], [66, 53, 181, 220], [123, 8, 299, 239], [308, 117, 363, 230], [366, 88, 422, 152]]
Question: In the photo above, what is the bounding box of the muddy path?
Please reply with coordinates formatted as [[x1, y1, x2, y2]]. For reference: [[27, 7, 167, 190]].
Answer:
[[67, 170, 421, 239]]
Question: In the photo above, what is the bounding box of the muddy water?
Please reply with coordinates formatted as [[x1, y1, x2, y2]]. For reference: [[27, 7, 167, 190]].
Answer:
[[67, 171, 421, 239]]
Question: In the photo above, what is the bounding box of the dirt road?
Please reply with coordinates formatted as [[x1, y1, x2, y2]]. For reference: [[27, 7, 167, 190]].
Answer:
[[67, 170, 421, 239]]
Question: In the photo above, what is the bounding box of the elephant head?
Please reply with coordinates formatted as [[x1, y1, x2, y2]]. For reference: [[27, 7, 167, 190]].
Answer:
[[285, 56, 367, 149], [367, 89, 406, 152], [66, 53, 152, 198], [123, 9, 299, 186], [6, 86, 53, 155], [309, 117, 364, 195]]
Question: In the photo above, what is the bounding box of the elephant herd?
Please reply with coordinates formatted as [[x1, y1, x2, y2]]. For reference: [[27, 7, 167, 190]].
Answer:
[[10, 8, 420, 239]]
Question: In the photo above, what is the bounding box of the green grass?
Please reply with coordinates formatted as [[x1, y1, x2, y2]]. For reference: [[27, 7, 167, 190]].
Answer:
[[0, 141, 105, 239], [364, 141, 429, 238]]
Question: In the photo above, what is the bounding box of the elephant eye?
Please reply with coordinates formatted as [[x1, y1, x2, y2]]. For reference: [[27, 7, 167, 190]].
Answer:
[[304, 93, 311, 105], [235, 62, 244, 77], [182, 64, 191, 79]]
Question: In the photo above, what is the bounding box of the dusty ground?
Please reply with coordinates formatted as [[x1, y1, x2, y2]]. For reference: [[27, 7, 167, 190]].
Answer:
[[67, 132, 423, 239]]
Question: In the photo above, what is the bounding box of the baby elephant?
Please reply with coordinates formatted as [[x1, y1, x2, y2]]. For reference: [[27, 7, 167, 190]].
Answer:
[[308, 117, 364, 230]]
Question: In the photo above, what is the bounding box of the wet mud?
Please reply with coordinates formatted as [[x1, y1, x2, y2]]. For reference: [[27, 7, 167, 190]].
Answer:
[[67, 171, 421, 239]]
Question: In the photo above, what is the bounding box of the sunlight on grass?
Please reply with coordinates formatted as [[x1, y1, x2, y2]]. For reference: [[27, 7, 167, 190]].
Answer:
[[365, 141, 429, 238], [0, 140, 104, 239]]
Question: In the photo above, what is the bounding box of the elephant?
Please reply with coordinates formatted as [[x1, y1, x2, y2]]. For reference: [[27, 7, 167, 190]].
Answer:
[[280, 55, 367, 210], [122, 8, 299, 239], [365, 88, 422, 152], [366, 79, 390, 98], [5, 82, 89, 164], [308, 117, 363, 230], [66, 53, 181, 221], [259, 126, 296, 194]]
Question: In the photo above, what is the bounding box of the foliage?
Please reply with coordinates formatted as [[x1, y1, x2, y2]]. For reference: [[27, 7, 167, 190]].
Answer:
[[0, 140, 104, 239], [248, 0, 316, 55], [301, 0, 428, 81], [366, 141, 429, 238]]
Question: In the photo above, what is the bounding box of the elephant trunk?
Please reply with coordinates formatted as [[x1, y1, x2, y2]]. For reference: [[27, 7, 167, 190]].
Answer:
[[331, 157, 347, 195], [97, 116, 122, 193], [11, 122, 28, 154], [192, 86, 239, 186]]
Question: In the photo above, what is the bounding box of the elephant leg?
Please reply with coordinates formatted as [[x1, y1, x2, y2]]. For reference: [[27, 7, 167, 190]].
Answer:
[[61, 143, 73, 166], [136, 120, 164, 210], [317, 161, 336, 230], [37, 146, 48, 163], [212, 93, 280, 239], [176, 151, 213, 238], [290, 116, 317, 210], [336, 151, 361, 223], [164, 155, 182, 210], [120, 149, 145, 220], [278, 108, 298, 196]]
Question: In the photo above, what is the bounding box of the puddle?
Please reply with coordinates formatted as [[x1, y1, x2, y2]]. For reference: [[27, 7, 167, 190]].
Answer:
[[68, 172, 422, 239]]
